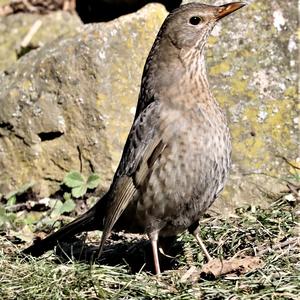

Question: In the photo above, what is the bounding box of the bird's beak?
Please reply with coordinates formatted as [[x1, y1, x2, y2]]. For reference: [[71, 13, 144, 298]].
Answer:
[[216, 2, 246, 20]]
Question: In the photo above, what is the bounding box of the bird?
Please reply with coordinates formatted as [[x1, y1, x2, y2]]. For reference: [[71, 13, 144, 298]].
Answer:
[[22, 2, 246, 274]]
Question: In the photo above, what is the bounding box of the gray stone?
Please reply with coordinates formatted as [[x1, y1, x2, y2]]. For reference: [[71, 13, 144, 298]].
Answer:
[[0, 4, 167, 197], [199, 0, 299, 212], [0, 1, 298, 213], [0, 11, 82, 71]]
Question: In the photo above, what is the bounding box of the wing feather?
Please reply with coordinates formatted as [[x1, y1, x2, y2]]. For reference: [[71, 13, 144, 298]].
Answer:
[[97, 102, 166, 257]]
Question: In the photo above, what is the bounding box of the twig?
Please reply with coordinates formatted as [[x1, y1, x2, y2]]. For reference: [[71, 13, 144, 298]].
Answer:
[[232, 237, 300, 258], [20, 19, 42, 49], [63, 0, 76, 12], [286, 184, 300, 201], [179, 266, 197, 283], [277, 155, 300, 170], [257, 237, 300, 256]]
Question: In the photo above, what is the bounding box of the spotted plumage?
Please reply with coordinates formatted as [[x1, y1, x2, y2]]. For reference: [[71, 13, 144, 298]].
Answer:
[[23, 2, 246, 274]]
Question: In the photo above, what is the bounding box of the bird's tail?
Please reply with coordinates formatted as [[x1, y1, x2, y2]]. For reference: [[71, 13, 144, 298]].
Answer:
[[22, 193, 108, 258]]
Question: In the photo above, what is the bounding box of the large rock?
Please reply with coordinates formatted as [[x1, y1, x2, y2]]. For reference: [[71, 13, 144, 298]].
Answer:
[[0, 11, 82, 71], [0, 4, 168, 197], [0, 0, 10, 5], [201, 0, 298, 212], [0, 1, 298, 212]]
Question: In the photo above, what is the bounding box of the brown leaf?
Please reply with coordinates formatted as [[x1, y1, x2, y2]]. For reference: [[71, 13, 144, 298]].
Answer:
[[200, 256, 263, 279]]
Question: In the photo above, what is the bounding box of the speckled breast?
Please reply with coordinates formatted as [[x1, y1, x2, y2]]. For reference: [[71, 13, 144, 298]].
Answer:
[[135, 106, 231, 236]]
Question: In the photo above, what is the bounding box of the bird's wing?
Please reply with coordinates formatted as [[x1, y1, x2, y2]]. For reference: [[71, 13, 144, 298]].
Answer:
[[97, 101, 166, 257]]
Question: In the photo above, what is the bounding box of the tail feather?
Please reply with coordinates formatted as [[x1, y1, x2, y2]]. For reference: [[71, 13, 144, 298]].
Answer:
[[22, 195, 107, 258]]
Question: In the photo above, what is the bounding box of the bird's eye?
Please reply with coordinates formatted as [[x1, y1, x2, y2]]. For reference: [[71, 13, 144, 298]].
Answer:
[[189, 16, 202, 25]]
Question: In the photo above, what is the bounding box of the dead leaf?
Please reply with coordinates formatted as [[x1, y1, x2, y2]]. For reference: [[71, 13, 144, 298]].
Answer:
[[200, 256, 264, 279], [8, 225, 35, 243]]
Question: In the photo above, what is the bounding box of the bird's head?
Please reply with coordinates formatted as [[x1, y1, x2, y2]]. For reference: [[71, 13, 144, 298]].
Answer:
[[162, 2, 246, 52], [138, 2, 246, 113]]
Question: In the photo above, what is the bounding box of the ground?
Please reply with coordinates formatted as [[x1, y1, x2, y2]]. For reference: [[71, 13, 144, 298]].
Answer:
[[0, 193, 299, 299]]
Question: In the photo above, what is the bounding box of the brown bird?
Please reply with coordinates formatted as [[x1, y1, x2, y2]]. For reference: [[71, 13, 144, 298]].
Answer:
[[22, 2, 245, 274]]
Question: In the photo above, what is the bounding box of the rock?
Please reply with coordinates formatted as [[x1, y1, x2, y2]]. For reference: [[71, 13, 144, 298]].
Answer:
[[186, 0, 299, 212], [0, 0, 71, 15], [0, 11, 82, 71], [0, 0, 10, 6], [0, 3, 168, 197], [0, 1, 298, 212]]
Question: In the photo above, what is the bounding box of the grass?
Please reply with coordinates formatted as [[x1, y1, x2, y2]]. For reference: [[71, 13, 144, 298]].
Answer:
[[0, 196, 299, 299]]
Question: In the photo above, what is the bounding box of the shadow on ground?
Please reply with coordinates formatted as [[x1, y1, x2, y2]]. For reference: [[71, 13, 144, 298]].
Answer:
[[54, 233, 184, 274]]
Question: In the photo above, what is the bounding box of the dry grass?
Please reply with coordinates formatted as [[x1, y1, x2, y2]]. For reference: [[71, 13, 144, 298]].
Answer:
[[0, 196, 299, 299]]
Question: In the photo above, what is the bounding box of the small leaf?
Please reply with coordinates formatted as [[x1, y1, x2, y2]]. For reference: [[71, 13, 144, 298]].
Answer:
[[60, 199, 76, 214], [63, 192, 71, 201], [5, 190, 18, 200], [7, 196, 16, 206], [63, 171, 85, 188], [4, 182, 35, 200], [0, 205, 16, 228], [86, 174, 101, 189], [0, 206, 10, 227], [24, 211, 43, 225], [47, 198, 59, 209], [50, 200, 63, 218], [41, 216, 57, 228], [71, 185, 87, 198]]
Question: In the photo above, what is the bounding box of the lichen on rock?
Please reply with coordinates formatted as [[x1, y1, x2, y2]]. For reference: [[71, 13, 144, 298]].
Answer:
[[0, 1, 298, 212]]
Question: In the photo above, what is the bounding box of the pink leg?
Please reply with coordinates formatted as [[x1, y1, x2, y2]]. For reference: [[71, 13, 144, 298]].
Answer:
[[148, 231, 161, 274]]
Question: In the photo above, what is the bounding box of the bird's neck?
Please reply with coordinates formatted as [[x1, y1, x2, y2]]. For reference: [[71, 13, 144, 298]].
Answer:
[[180, 49, 211, 96], [136, 42, 217, 116], [159, 47, 216, 109]]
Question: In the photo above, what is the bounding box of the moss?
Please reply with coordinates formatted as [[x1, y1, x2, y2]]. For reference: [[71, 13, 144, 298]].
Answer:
[[0, 12, 82, 71], [248, 1, 268, 11], [0, 2, 298, 209], [209, 61, 231, 76], [284, 86, 297, 98], [230, 97, 296, 172], [208, 36, 218, 45], [230, 77, 248, 95]]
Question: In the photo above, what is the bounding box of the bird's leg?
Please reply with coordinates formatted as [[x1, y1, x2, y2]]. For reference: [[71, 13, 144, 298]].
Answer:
[[188, 222, 212, 262], [148, 231, 161, 274]]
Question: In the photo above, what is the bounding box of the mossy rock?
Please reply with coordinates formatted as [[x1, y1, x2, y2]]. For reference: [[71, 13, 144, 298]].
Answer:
[[0, 2, 298, 212]]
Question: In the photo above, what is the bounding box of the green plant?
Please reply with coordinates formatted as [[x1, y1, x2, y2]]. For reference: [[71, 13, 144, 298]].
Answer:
[[49, 199, 76, 218], [5, 182, 35, 205], [63, 171, 101, 198]]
